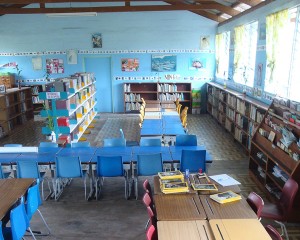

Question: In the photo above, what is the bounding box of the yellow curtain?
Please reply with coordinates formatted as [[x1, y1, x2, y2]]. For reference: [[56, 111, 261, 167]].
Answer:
[[266, 9, 289, 83], [234, 25, 245, 72], [215, 33, 223, 75]]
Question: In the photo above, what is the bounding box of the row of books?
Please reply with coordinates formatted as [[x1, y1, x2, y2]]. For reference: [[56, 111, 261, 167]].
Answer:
[[125, 93, 141, 102], [125, 102, 141, 111], [158, 93, 184, 102], [158, 83, 178, 92], [226, 107, 235, 121], [235, 113, 248, 130], [227, 94, 236, 108], [272, 165, 289, 182]]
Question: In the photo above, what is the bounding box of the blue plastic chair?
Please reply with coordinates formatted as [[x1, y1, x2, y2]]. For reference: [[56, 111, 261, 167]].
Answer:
[[0, 221, 4, 240], [26, 181, 51, 236], [55, 156, 87, 200], [17, 160, 51, 200], [0, 164, 10, 179], [135, 153, 163, 199], [4, 198, 36, 240], [120, 129, 139, 146], [72, 142, 91, 148], [103, 138, 126, 147], [95, 156, 128, 199], [39, 142, 58, 148], [3, 144, 23, 147], [180, 149, 206, 173], [140, 138, 161, 147], [175, 135, 197, 146]]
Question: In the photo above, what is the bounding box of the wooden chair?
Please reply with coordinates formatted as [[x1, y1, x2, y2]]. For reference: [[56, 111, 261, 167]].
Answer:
[[176, 103, 182, 114], [175, 98, 179, 107]]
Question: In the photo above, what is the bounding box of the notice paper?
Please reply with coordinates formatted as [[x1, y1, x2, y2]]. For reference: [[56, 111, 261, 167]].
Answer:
[[209, 174, 241, 187]]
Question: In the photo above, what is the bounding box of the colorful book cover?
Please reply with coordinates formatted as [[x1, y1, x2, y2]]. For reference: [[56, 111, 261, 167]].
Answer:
[[191, 183, 218, 191], [158, 170, 184, 180], [210, 190, 241, 204]]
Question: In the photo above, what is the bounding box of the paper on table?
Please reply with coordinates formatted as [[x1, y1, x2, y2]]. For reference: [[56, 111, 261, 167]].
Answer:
[[209, 174, 241, 187]]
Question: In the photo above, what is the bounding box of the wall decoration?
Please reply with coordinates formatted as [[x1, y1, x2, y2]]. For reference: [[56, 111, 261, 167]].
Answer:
[[256, 63, 263, 86], [121, 58, 139, 71], [92, 33, 102, 48], [0, 62, 17, 68], [46, 59, 64, 74], [189, 58, 206, 70], [200, 36, 210, 50], [151, 54, 177, 72], [32, 57, 42, 70], [66, 49, 78, 65]]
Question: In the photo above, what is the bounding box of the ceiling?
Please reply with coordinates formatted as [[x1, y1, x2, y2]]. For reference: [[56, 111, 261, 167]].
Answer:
[[0, 0, 274, 24]]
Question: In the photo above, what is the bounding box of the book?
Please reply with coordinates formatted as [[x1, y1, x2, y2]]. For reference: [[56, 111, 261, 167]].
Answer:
[[191, 183, 218, 191], [161, 182, 189, 194], [158, 170, 184, 180], [210, 190, 242, 204], [159, 178, 184, 185]]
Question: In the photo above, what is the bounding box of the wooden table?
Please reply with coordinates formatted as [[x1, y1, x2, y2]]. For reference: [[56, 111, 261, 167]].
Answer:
[[0, 178, 35, 220], [154, 193, 206, 220], [189, 174, 241, 194], [158, 220, 214, 240], [153, 175, 196, 195], [209, 219, 272, 240], [199, 195, 257, 220]]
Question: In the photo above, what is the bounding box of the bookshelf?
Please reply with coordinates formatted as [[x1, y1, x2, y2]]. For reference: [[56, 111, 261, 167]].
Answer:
[[39, 73, 97, 144], [249, 96, 300, 221], [207, 82, 268, 152], [0, 74, 15, 89], [0, 87, 33, 139], [124, 82, 192, 113]]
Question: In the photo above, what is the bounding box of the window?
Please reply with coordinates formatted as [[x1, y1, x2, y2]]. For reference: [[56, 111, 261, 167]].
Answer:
[[233, 21, 258, 87], [215, 31, 230, 80]]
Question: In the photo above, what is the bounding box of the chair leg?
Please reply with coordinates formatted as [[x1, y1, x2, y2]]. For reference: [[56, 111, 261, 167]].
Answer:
[[144, 219, 150, 231], [275, 221, 289, 240], [27, 227, 37, 240], [36, 209, 51, 235], [83, 177, 87, 200], [135, 177, 138, 200]]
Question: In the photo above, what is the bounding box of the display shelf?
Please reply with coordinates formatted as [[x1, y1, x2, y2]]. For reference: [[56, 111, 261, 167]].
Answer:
[[124, 82, 192, 113], [207, 82, 268, 152], [0, 87, 33, 139], [39, 72, 97, 144], [249, 96, 300, 222]]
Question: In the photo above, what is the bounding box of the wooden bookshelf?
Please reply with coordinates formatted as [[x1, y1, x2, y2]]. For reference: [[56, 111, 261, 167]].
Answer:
[[249, 96, 300, 222], [124, 82, 192, 113], [207, 82, 268, 152], [0, 87, 33, 139]]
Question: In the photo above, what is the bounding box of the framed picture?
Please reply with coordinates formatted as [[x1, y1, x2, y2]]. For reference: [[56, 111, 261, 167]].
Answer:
[[151, 54, 176, 72], [46, 59, 64, 74], [189, 58, 206, 70], [121, 58, 139, 72], [66, 49, 78, 65], [92, 33, 102, 48], [32, 57, 42, 70], [200, 36, 210, 50], [0, 85, 5, 93]]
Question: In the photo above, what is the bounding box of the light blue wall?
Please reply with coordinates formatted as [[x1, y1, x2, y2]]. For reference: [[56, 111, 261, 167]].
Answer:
[[215, 0, 300, 105], [0, 11, 217, 112]]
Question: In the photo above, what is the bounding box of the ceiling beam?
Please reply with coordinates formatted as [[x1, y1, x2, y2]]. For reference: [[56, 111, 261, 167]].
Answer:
[[201, 2, 239, 16], [191, 9, 222, 22], [237, 0, 262, 7], [0, 0, 218, 3], [0, 4, 225, 14]]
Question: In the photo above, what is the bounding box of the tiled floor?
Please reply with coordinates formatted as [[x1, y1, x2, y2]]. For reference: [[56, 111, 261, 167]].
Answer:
[[1, 114, 300, 239]]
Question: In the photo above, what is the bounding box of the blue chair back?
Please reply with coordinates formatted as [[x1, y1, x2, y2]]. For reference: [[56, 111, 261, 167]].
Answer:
[[10, 198, 30, 240], [26, 181, 42, 221], [180, 150, 206, 172], [175, 135, 197, 146], [55, 156, 83, 178], [72, 142, 91, 148], [103, 138, 126, 147], [17, 161, 40, 179], [39, 142, 58, 148], [137, 153, 163, 176], [140, 138, 161, 147], [0, 221, 4, 240], [4, 144, 23, 147], [0, 165, 3, 179], [120, 129, 125, 139], [97, 156, 123, 177]]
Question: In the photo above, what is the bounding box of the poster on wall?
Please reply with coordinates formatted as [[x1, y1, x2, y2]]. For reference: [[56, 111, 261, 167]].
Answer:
[[189, 58, 206, 70], [200, 36, 210, 50], [0, 62, 17, 68], [121, 58, 139, 71], [151, 54, 176, 72], [46, 59, 64, 74], [32, 57, 42, 70], [256, 63, 263, 86], [92, 33, 102, 48], [66, 49, 78, 65]]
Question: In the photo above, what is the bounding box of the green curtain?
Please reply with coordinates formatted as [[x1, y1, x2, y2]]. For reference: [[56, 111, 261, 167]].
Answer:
[[215, 33, 223, 75], [266, 9, 289, 83], [234, 25, 245, 73]]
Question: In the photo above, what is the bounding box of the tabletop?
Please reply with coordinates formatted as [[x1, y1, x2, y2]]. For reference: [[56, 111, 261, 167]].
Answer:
[[0, 178, 35, 220], [209, 219, 272, 240], [158, 220, 214, 240], [154, 193, 206, 221], [199, 195, 257, 220]]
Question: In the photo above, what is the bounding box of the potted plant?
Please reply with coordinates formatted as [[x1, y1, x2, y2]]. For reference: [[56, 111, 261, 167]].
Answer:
[[43, 103, 55, 141], [15, 64, 22, 89]]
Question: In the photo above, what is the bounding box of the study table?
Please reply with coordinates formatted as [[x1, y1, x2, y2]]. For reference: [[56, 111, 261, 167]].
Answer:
[[0, 178, 35, 220], [158, 220, 213, 240], [154, 194, 207, 221], [209, 219, 272, 240]]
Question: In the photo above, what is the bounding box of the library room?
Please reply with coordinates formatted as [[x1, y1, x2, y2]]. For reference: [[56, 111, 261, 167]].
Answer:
[[0, 0, 300, 239]]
